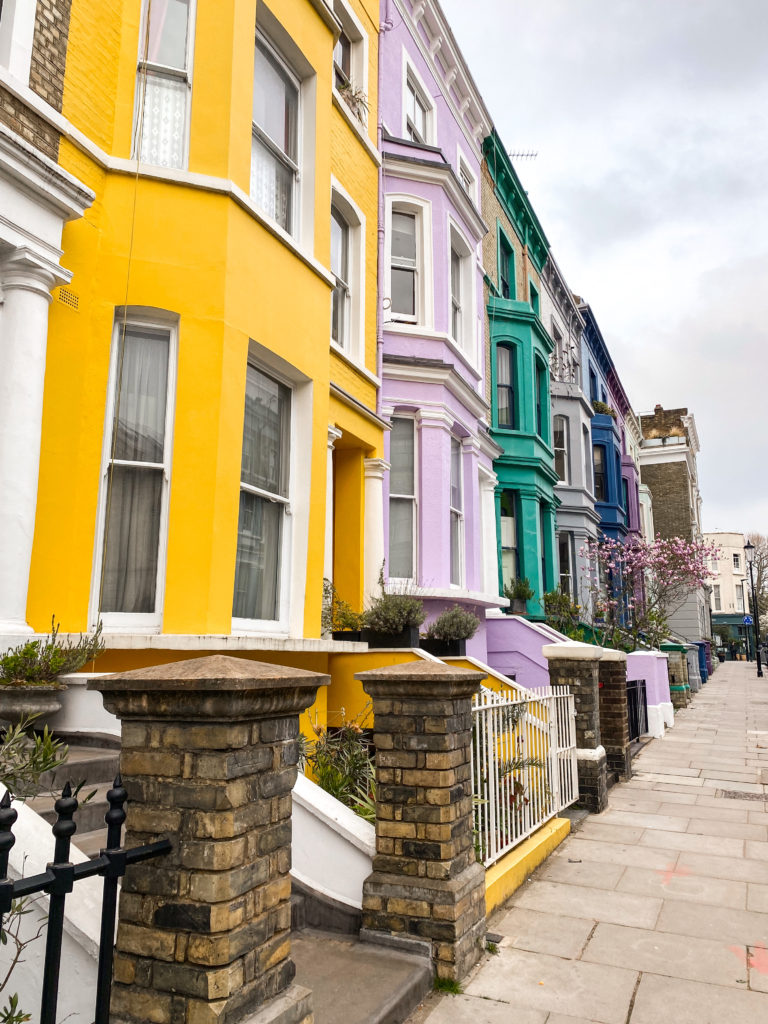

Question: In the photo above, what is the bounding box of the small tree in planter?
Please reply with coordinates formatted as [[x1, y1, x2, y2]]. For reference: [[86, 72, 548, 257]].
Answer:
[[421, 605, 481, 658], [503, 578, 534, 615], [362, 570, 425, 648], [542, 589, 586, 641], [321, 579, 365, 640], [0, 619, 104, 726]]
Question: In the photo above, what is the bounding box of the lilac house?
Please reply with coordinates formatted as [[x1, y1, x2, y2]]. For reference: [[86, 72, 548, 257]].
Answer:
[[378, 0, 504, 654]]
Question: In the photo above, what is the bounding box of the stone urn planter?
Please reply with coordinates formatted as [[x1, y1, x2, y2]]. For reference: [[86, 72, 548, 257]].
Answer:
[[0, 684, 65, 726]]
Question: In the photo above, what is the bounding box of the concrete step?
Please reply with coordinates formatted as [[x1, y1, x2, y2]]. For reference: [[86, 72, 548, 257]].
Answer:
[[28, 781, 113, 833], [292, 929, 432, 1024], [38, 744, 120, 790], [71, 827, 107, 859]]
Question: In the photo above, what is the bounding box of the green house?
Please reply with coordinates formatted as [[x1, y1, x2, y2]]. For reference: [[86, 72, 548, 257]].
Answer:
[[481, 132, 558, 616]]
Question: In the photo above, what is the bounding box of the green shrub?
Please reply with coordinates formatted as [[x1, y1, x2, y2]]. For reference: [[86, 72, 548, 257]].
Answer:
[[591, 400, 617, 419], [363, 568, 424, 634], [503, 578, 534, 602], [321, 579, 365, 633], [424, 605, 481, 641], [304, 706, 375, 822], [0, 619, 104, 687]]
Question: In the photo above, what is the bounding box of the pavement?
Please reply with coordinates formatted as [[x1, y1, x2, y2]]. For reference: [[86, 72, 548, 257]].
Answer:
[[410, 659, 768, 1024]]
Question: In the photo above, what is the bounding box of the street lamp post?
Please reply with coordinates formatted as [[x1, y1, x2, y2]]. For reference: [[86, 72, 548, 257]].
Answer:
[[744, 540, 763, 678]]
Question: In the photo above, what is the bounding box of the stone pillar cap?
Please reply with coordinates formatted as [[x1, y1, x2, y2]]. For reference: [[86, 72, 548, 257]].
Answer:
[[355, 657, 485, 698], [88, 654, 328, 720], [599, 648, 627, 662], [542, 640, 604, 662]]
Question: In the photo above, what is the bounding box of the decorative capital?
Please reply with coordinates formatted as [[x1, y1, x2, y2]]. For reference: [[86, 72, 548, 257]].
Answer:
[[364, 457, 390, 480]]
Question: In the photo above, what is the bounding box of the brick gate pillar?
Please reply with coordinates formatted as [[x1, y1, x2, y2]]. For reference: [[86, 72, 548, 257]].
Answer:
[[90, 654, 328, 1024], [355, 659, 487, 982], [543, 642, 608, 814], [598, 650, 631, 781]]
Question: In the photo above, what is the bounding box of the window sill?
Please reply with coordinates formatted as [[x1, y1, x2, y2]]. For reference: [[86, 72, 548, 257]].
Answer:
[[61, 632, 369, 652], [330, 340, 380, 387], [385, 323, 481, 381], [332, 89, 381, 166]]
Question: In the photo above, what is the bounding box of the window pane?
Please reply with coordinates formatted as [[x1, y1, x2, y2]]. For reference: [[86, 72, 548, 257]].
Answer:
[[558, 533, 572, 596], [101, 465, 163, 613], [137, 70, 188, 168], [253, 41, 297, 159], [389, 499, 413, 578], [450, 438, 461, 510], [146, 0, 189, 69], [391, 267, 415, 316], [334, 31, 351, 82], [250, 135, 293, 230], [451, 249, 461, 298], [232, 491, 282, 620], [389, 417, 414, 495], [113, 325, 169, 463], [392, 212, 416, 262], [497, 346, 511, 386], [331, 284, 346, 346], [450, 510, 461, 585], [241, 366, 290, 495], [331, 207, 348, 282]]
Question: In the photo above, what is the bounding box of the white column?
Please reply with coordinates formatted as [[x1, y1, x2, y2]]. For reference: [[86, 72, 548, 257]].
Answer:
[[324, 426, 343, 582], [478, 468, 498, 598], [363, 458, 389, 600], [0, 254, 56, 633]]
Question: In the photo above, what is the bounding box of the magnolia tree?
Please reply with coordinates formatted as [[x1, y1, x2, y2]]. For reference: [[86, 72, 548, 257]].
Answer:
[[580, 535, 720, 651]]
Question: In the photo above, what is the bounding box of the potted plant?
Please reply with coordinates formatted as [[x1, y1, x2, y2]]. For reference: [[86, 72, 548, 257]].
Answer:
[[591, 400, 617, 420], [321, 579, 365, 641], [420, 605, 481, 658], [0, 618, 104, 726], [362, 571, 425, 648], [503, 578, 534, 615]]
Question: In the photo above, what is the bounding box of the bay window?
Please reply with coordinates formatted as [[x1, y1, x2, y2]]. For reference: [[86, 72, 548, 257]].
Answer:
[[134, 0, 194, 169], [500, 490, 518, 587], [554, 415, 569, 483], [251, 36, 299, 233], [388, 417, 416, 579], [233, 365, 290, 623], [96, 319, 175, 625], [450, 437, 463, 586], [390, 209, 418, 321], [496, 345, 517, 428]]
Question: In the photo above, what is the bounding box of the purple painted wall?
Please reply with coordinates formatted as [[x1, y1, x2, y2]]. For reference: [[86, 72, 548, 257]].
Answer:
[[626, 651, 671, 708]]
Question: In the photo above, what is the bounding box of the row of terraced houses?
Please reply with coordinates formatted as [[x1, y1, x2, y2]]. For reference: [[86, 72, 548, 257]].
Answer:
[[0, 0, 711, 715]]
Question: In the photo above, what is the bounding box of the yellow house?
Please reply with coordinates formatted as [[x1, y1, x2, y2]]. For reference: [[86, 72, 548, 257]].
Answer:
[[2, 0, 385, 725]]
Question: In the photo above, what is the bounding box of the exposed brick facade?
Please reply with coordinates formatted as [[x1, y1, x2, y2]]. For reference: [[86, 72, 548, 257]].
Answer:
[[0, 0, 73, 160], [638, 460, 692, 541], [598, 655, 631, 781], [639, 405, 689, 441]]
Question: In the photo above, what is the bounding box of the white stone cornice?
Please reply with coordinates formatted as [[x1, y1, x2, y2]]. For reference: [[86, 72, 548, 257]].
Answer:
[[327, 425, 343, 448], [382, 359, 488, 421], [383, 154, 487, 240], [416, 407, 454, 430], [1, 249, 59, 297], [363, 458, 390, 480], [0, 122, 93, 220]]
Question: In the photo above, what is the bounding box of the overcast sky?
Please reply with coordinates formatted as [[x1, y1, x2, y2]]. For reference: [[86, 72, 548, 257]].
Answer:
[[440, 0, 768, 534]]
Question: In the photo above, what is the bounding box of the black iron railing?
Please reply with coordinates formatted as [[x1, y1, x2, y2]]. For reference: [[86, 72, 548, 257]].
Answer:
[[0, 777, 171, 1024], [626, 678, 648, 742]]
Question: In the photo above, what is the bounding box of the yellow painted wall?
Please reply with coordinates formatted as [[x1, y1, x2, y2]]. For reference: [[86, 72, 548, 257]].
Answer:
[[26, 0, 384, 646]]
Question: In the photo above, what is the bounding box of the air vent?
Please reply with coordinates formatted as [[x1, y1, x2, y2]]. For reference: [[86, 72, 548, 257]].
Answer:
[[58, 288, 79, 310]]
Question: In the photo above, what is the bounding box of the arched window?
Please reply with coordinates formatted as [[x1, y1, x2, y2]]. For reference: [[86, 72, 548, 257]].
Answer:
[[496, 345, 517, 428]]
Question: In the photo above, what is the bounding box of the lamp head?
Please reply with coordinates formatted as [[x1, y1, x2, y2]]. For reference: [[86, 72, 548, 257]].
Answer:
[[745, 539, 755, 566]]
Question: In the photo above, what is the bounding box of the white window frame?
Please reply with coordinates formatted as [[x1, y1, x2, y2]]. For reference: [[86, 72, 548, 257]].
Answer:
[[250, 31, 302, 237], [558, 531, 573, 598], [449, 436, 464, 587], [90, 311, 178, 632], [736, 587, 744, 613], [385, 194, 433, 328], [332, 0, 368, 117], [447, 219, 475, 355], [0, 0, 37, 81], [456, 143, 478, 207], [402, 55, 435, 145], [132, 0, 196, 170], [388, 415, 417, 582], [330, 178, 365, 364], [554, 414, 570, 485], [713, 584, 721, 612], [732, 552, 741, 571], [232, 361, 293, 633]]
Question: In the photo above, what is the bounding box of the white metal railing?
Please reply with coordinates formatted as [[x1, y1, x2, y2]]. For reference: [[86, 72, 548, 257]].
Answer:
[[471, 683, 578, 867]]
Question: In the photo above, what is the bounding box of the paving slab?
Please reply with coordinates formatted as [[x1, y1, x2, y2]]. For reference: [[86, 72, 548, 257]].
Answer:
[[582, 921, 748, 988], [597, 809, 691, 832], [637, 827, 745, 857], [676, 850, 768, 884], [494, 907, 595, 958], [616, 865, 746, 909], [536, 857, 626, 890], [655, 898, 768, 946], [558, 837, 678, 871], [658, 802, 748, 823], [686, 818, 767, 841], [463, 947, 637, 1024], [629, 973, 768, 1024], [746, 840, 768, 861], [747, 884, 768, 913], [575, 821, 646, 844], [513, 879, 662, 929], [422, 993, 548, 1024]]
